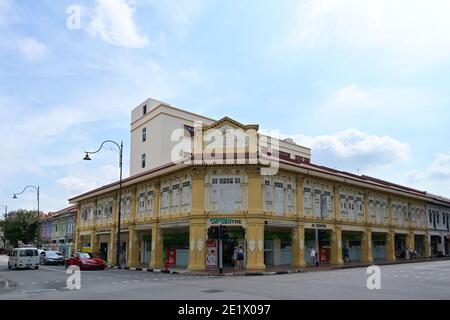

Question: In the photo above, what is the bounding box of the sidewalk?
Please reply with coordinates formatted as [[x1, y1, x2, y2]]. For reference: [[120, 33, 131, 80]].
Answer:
[[106, 256, 450, 276]]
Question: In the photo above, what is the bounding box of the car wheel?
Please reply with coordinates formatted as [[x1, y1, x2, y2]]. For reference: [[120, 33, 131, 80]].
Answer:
[[14, 263, 17, 270], [35, 266, 39, 270], [8, 263, 11, 270]]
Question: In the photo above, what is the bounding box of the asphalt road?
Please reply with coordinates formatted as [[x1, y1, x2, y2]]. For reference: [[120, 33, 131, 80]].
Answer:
[[1, 255, 449, 300]]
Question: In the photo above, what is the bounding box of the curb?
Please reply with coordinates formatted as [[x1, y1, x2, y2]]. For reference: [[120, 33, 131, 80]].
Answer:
[[104, 257, 450, 277]]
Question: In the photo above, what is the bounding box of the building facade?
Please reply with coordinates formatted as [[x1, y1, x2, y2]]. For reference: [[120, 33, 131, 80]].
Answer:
[[426, 198, 450, 257], [40, 205, 77, 256], [70, 99, 450, 270]]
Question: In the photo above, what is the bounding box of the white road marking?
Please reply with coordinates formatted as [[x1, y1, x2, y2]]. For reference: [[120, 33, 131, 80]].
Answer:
[[38, 266, 67, 273]]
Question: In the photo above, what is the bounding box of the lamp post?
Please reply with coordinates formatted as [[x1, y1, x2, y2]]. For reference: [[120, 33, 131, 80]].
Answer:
[[13, 185, 40, 246], [0, 204, 7, 219], [0, 204, 6, 251], [83, 140, 123, 267]]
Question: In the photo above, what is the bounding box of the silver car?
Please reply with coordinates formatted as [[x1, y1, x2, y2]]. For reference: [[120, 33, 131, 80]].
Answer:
[[39, 250, 65, 265]]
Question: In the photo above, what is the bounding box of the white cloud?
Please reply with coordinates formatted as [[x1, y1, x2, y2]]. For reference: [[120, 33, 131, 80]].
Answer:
[[290, 129, 411, 171], [88, 0, 149, 48], [314, 84, 441, 127], [57, 164, 121, 198], [16, 37, 48, 61], [405, 152, 450, 197], [146, 0, 207, 38], [289, 0, 450, 65]]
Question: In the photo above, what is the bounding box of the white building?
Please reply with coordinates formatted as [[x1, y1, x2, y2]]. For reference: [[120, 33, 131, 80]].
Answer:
[[130, 98, 311, 176], [426, 194, 450, 256]]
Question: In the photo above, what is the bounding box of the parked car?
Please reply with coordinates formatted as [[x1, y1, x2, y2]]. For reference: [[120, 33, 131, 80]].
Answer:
[[8, 247, 39, 270], [40, 250, 65, 265], [65, 252, 106, 270]]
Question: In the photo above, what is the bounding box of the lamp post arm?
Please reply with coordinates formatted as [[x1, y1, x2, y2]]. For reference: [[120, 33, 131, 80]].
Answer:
[[13, 185, 39, 196], [84, 140, 122, 155]]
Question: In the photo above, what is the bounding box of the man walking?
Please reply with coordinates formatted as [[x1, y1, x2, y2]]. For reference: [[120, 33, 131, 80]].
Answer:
[[309, 247, 317, 267]]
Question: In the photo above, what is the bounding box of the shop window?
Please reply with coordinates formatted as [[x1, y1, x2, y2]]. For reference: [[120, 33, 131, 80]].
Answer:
[[161, 187, 170, 209], [303, 187, 312, 210], [274, 181, 285, 215], [314, 189, 322, 217], [171, 184, 180, 207], [138, 193, 145, 212], [146, 191, 154, 211], [182, 181, 191, 206]]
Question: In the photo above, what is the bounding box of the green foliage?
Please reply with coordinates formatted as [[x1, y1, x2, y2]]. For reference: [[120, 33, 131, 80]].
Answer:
[[0, 209, 39, 247]]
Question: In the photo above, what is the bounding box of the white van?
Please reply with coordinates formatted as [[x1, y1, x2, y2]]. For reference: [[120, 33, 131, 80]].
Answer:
[[8, 248, 39, 270]]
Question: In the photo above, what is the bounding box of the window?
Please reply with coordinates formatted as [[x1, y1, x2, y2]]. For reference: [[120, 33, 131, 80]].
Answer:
[[81, 210, 89, 221], [314, 190, 322, 217], [143, 105, 147, 115], [182, 181, 191, 206], [303, 187, 312, 209], [138, 193, 145, 212], [146, 191, 154, 211], [322, 191, 332, 218], [340, 194, 347, 213], [437, 213, 440, 224], [171, 184, 180, 207], [264, 180, 273, 208], [278, 151, 291, 160], [274, 182, 285, 215], [287, 184, 294, 210], [142, 128, 147, 142], [184, 125, 194, 138], [125, 196, 131, 215], [161, 187, 170, 209], [429, 212, 432, 223], [211, 176, 242, 213], [142, 154, 146, 168]]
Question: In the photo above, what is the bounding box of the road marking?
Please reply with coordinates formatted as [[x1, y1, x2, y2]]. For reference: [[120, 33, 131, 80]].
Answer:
[[112, 282, 118, 285], [122, 281, 128, 284], [438, 278, 445, 280], [31, 282, 37, 285], [43, 281, 49, 284], [38, 266, 67, 273]]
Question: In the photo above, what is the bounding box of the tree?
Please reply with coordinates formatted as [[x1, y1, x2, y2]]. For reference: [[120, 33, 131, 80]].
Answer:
[[0, 209, 39, 247]]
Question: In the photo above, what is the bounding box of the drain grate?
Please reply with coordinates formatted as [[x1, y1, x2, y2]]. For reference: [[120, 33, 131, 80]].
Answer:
[[201, 289, 224, 293]]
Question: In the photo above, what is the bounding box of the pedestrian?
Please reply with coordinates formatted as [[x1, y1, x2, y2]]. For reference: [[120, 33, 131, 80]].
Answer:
[[232, 246, 238, 269], [343, 246, 350, 262], [236, 245, 245, 270], [309, 247, 317, 267]]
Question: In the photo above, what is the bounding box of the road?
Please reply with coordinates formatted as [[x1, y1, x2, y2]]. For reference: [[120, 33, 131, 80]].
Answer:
[[1, 255, 449, 299]]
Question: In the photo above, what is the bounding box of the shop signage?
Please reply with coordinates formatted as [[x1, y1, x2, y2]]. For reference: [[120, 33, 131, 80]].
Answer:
[[120, 227, 129, 233], [158, 220, 190, 229], [96, 229, 111, 235], [305, 223, 328, 229], [265, 220, 297, 228], [208, 218, 244, 226], [206, 239, 218, 267], [135, 224, 152, 231]]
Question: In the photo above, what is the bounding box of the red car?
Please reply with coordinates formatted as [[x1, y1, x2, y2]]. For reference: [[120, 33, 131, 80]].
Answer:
[[65, 252, 106, 270]]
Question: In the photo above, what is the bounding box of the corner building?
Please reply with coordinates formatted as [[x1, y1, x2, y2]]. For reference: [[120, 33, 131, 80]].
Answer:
[[70, 98, 450, 271]]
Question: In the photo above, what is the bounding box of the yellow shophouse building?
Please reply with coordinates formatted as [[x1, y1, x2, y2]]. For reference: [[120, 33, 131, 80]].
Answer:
[[69, 98, 450, 271]]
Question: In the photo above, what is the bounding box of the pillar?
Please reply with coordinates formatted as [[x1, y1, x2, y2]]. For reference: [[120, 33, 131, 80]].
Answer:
[[424, 233, 430, 258], [108, 230, 116, 266], [333, 185, 341, 221], [292, 224, 306, 267], [296, 176, 304, 218], [90, 232, 98, 253], [386, 230, 396, 261], [361, 229, 373, 263], [191, 169, 205, 216], [247, 167, 262, 215], [330, 226, 344, 265], [406, 232, 415, 252], [246, 219, 265, 271], [153, 183, 160, 219], [150, 223, 164, 269], [127, 226, 140, 267], [130, 186, 137, 223], [188, 219, 206, 271]]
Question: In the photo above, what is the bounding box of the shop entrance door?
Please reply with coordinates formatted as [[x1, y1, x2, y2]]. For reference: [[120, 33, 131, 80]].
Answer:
[[100, 242, 108, 261]]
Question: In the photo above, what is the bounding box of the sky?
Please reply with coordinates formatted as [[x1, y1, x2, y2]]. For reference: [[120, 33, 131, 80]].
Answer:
[[1, 0, 450, 214]]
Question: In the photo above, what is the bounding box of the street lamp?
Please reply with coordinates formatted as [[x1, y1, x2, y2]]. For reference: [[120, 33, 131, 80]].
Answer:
[[83, 140, 123, 267], [12, 185, 40, 246]]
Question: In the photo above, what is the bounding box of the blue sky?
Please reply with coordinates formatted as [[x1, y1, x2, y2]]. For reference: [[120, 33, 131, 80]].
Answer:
[[1, 0, 450, 213]]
